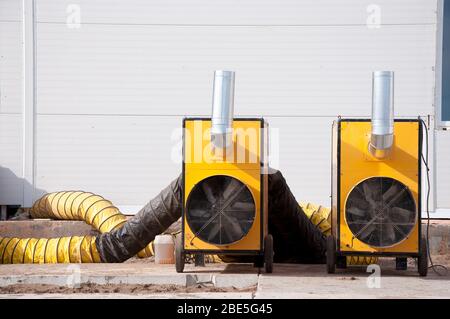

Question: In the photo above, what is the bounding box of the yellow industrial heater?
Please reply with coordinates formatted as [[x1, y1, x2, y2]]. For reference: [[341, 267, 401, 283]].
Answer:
[[175, 71, 273, 273], [328, 71, 428, 276]]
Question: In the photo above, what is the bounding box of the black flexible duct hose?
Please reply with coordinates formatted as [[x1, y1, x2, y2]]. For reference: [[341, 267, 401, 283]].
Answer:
[[96, 175, 183, 262], [268, 170, 326, 263], [96, 170, 326, 263]]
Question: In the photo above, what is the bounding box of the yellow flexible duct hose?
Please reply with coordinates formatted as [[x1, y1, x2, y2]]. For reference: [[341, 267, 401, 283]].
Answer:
[[299, 202, 332, 236], [205, 255, 223, 263], [30, 191, 154, 258], [31, 191, 127, 233], [0, 191, 153, 264], [300, 202, 378, 266], [0, 236, 101, 264]]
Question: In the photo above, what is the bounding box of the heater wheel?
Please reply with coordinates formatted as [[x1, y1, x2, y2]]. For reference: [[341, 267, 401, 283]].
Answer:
[[327, 235, 336, 274], [175, 235, 185, 273], [418, 235, 428, 277], [264, 234, 274, 274]]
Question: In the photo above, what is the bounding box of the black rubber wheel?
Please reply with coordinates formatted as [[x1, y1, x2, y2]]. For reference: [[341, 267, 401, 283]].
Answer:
[[264, 234, 274, 273], [418, 235, 428, 277], [253, 255, 264, 268], [327, 235, 336, 274], [175, 235, 185, 273]]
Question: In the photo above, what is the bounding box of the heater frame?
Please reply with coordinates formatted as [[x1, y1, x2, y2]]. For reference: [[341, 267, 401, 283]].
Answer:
[[331, 118, 423, 259], [180, 117, 269, 257]]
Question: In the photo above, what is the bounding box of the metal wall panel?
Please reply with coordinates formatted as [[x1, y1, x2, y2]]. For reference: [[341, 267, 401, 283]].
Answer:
[[0, 1, 23, 205], [0, 114, 23, 204], [34, 115, 182, 206], [0, 21, 22, 114], [36, 23, 435, 117], [0, 0, 22, 22], [266, 116, 333, 206], [35, 0, 436, 25]]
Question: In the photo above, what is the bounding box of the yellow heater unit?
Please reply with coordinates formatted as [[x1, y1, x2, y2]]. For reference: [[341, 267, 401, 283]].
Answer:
[[329, 119, 426, 275], [176, 118, 272, 273], [328, 72, 428, 276]]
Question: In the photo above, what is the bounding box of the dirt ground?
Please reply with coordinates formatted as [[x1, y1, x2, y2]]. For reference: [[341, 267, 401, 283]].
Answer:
[[0, 283, 257, 294]]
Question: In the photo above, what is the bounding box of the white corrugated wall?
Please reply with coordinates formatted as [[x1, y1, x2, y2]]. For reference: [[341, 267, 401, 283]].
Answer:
[[0, 0, 23, 205], [1, 0, 449, 216]]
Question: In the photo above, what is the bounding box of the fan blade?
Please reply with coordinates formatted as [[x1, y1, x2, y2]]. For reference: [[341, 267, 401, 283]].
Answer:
[[358, 224, 376, 240], [223, 213, 243, 232], [207, 222, 221, 242], [222, 178, 241, 199], [346, 206, 367, 217], [348, 197, 370, 210], [382, 224, 396, 243], [202, 182, 216, 204], [361, 183, 372, 200], [390, 207, 416, 223], [230, 201, 254, 211], [188, 208, 207, 218], [224, 209, 254, 221], [382, 182, 402, 204], [222, 214, 244, 241], [362, 179, 381, 202]]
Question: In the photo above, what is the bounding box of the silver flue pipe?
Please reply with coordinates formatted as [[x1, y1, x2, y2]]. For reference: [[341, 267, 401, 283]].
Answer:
[[211, 70, 235, 149], [369, 71, 394, 158]]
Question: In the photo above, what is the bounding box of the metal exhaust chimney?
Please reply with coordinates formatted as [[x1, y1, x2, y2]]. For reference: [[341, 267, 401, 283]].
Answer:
[[211, 70, 235, 149], [369, 71, 394, 158]]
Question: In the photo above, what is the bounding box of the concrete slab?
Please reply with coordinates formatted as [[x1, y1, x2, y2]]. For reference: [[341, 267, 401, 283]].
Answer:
[[255, 264, 450, 299], [0, 220, 97, 237], [0, 263, 259, 289]]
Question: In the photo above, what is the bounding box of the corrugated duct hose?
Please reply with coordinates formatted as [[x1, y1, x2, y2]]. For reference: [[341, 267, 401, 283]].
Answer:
[[30, 191, 154, 258], [0, 176, 182, 264], [266, 171, 327, 263], [96, 176, 182, 262]]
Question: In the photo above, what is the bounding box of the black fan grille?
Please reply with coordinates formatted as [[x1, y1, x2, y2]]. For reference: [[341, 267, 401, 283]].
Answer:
[[186, 175, 256, 245], [345, 177, 417, 247]]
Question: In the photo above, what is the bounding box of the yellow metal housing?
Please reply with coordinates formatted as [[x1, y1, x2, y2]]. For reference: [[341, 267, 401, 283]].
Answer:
[[183, 118, 268, 253], [332, 119, 421, 255]]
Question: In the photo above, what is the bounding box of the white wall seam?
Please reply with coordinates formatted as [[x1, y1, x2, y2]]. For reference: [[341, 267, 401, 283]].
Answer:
[[34, 22, 437, 27], [22, 0, 36, 207]]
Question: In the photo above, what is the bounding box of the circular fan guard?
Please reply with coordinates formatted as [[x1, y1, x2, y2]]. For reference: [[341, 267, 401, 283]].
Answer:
[[186, 175, 256, 245], [345, 177, 417, 248]]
